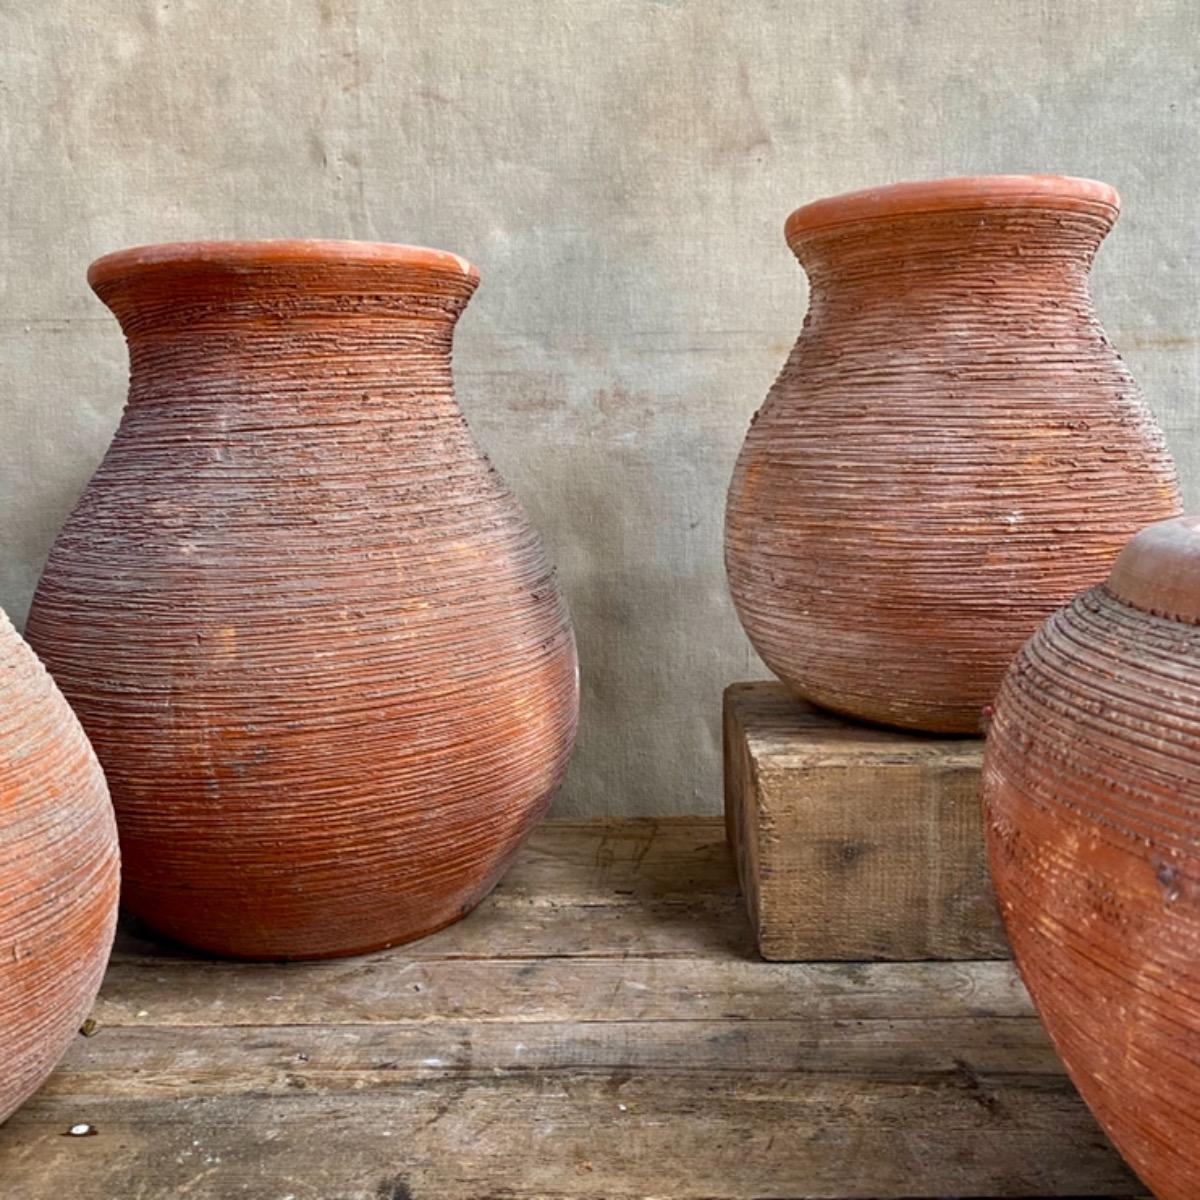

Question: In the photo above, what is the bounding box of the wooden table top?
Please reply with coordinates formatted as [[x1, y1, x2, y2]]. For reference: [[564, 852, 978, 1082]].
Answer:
[[0, 819, 1144, 1199]]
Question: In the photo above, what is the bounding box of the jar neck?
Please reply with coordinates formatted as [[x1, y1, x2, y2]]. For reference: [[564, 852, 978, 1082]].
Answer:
[[122, 323, 460, 411], [96, 263, 473, 409], [792, 206, 1110, 318]]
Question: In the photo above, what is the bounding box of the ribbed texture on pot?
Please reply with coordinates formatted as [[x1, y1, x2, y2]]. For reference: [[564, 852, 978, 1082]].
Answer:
[[984, 549, 1200, 1199], [25, 242, 578, 960], [725, 178, 1181, 733], [0, 609, 119, 1123]]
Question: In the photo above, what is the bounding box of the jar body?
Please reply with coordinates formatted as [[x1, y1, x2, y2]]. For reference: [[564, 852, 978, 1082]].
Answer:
[[984, 559, 1200, 1198], [26, 242, 579, 960], [725, 178, 1180, 732], [0, 611, 119, 1122]]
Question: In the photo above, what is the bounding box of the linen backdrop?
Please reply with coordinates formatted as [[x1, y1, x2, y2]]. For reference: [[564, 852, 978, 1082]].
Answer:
[[1, 0, 1196, 813]]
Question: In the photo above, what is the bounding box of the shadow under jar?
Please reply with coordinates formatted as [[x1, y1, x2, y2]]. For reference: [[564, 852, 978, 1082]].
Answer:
[[26, 240, 579, 960], [725, 175, 1181, 733], [983, 514, 1200, 1199]]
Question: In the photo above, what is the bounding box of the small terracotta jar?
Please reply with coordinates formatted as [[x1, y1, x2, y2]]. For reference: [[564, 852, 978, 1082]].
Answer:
[[726, 175, 1181, 732], [0, 609, 119, 1123], [26, 240, 579, 960], [984, 514, 1200, 1198]]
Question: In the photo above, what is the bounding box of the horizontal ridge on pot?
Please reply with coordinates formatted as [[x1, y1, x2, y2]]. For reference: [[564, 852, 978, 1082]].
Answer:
[[725, 174, 1181, 733], [983, 514, 1200, 1198], [26, 239, 579, 960]]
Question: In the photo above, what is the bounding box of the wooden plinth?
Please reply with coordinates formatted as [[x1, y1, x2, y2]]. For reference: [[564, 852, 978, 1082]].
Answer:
[[0, 818, 1140, 1198], [725, 681, 1009, 962]]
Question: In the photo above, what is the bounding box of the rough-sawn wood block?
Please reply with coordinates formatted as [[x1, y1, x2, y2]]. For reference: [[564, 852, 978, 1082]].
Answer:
[[725, 681, 1010, 962]]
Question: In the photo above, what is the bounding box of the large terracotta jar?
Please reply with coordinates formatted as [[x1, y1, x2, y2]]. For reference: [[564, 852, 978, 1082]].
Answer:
[[0, 608, 119, 1122], [26, 240, 579, 960], [983, 514, 1200, 1198], [725, 175, 1181, 733]]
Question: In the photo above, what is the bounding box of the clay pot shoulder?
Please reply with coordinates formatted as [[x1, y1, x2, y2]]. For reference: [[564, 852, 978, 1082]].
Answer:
[[0, 610, 119, 1123], [984, 514, 1200, 1199]]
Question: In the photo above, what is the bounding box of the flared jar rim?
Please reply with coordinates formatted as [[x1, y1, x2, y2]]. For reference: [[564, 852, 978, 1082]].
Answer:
[[87, 239, 479, 291], [785, 175, 1120, 245]]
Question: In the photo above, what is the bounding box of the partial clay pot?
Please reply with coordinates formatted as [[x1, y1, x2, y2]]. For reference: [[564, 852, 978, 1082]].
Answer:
[[0, 608, 119, 1123], [984, 514, 1200, 1198], [725, 175, 1181, 733], [26, 240, 579, 960]]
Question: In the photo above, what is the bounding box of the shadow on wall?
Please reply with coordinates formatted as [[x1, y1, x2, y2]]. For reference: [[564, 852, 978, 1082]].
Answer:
[[507, 405, 762, 819]]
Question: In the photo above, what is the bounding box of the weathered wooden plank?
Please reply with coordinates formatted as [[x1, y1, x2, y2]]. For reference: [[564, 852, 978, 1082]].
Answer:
[[0, 817, 1142, 1199], [0, 1071, 1141, 1200], [39, 1018, 1070, 1088], [725, 683, 1008, 961], [92, 958, 1035, 1027]]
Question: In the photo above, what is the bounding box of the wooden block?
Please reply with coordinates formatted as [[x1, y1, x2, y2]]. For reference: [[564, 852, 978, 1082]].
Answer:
[[725, 681, 1009, 961]]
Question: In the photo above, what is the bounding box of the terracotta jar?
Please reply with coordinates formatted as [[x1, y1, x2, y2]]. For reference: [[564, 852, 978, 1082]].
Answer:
[[0, 609, 119, 1123], [725, 175, 1181, 733], [984, 515, 1200, 1198], [26, 240, 579, 960]]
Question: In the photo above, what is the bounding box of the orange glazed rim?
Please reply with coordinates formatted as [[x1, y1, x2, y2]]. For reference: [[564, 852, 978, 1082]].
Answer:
[[87, 239, 480, 289], [785, 175, 1120, 242]]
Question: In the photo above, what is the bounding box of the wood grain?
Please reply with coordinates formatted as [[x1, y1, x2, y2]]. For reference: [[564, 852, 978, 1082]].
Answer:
[[726, 683, 1008, 961], [0, 818, 1142, 1198]]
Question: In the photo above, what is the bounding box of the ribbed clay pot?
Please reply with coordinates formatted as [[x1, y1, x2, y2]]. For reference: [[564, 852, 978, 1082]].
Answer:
[[26, 240, 579, 960], [0, 608, 119, 1122], [983, 515, 1200, 1198], [725, 175, 1181, 733]]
